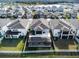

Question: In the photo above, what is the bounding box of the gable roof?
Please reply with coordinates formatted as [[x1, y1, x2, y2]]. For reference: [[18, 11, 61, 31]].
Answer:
[[54, 23, 63, 29], [50, 19, 71, 31], [34, 26, 43, 31], [31, 19, 49, 29], [68, 19, 79, 29], [50, 19, 60, 29], [0, 19, 12, 29], [7, 19, 29, 29]]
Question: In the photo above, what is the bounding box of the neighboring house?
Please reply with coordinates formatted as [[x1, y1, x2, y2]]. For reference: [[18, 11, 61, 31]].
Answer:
[[0, 8, 7, 18], [68, 19, 79, 43], [75, 30, 79, 43], [50, 19, 75, 40], [52, 6, 58, 12], [3, 19, 31, 38], [57, 6, 64, 12], [0, 18, 12, 35], [0, 19, 12, 43], [11, 6, 25, 18], [28, 19, 51, 48], [0, 0, 77, 3], [69, 10, 77, 19]]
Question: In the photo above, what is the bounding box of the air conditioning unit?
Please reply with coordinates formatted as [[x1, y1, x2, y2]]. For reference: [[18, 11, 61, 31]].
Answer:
[[53, 29, 61, 37]]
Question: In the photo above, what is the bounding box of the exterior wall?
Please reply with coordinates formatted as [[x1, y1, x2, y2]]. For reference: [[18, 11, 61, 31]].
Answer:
[[77, 13, 79, 19], [29, 29, 50, 38], [5, 35, 19, 38], [2, 25, 9, 33], [76, 30, 79, 36], [0, 30, 5, 36], [4, 28, 27, 38], [12, 29, 27, 36]]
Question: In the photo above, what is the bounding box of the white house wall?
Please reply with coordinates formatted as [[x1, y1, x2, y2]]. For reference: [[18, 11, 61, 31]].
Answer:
[[2, 25, 8, 32], [42, 29, 49, 34], [29, 29, 50, 38], [29, 33, 50, 38], [18, 29, 27, 36], [76, 30, 79, 36]]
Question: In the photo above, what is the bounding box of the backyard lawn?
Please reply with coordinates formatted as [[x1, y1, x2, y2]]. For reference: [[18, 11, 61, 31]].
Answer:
[[53, 39, 77, 50], [0, 38, 25, 51], [21, 53, 79, 58]]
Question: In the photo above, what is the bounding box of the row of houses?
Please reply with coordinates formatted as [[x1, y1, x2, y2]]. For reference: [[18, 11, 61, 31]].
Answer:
[[0, 18, 79, 48], [0, 0, 77, 3], [0, 4, 79, 19], [27, 18, 79, 48]]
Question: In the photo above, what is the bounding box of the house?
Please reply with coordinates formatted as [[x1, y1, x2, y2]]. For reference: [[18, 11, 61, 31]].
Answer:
[[12, 6, 25, 18], [57, 6, 64, 12], [50, 19, 75, 40], [6, 7, 14, 18], [28, 19, 51, 48], [52, 6, 58, 12], [0, 8, 7, 18], [3, 19, 31, 38], [67, 19, 79, 43], [0, 18, 12, 35], [0, 18, 12, 43], [2, 0, 77, 3]]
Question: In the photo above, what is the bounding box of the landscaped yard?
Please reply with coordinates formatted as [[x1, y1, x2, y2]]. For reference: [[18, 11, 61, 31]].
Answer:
[[21, 53, 79, 58], [0, 38, 25, 51], [53, 39, 77, 50]]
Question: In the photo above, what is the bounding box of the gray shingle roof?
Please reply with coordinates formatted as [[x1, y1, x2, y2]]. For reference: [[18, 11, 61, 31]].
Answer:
[[50, 19, 71, 31], [69, 19, 79, 29], [8, 22, 25, 29], [7, 19, 29, 29], [59, 20, 71, 29], [31, 19, 49, 29], [50, 19, 61, 29], [0, 19, 12, 28], [54, 23, 63, 29]]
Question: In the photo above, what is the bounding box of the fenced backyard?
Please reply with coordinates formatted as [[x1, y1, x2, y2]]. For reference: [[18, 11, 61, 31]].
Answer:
[[0, 38, 25, 51]]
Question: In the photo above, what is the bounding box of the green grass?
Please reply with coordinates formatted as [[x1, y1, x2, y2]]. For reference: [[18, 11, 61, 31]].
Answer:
[[21, 53, 79, 58], [0, 38, 24, 51], [0, 53, 79, 58]]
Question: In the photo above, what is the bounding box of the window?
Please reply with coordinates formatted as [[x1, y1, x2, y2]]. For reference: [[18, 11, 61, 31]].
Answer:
[[31, 30, 35, 35], [63, 31, 69, 34], [36, 31, 42, 34], [43, 32, 45, 33], [77, 36, 79, 39], [0, 32, 1, 35], [6, 35, 11, 38], [12, 36, 18, 38]]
